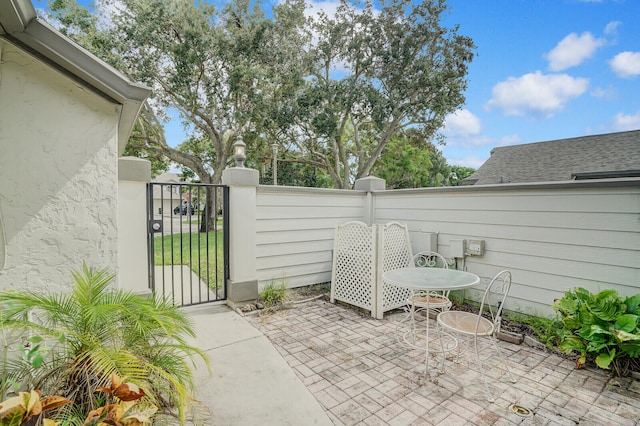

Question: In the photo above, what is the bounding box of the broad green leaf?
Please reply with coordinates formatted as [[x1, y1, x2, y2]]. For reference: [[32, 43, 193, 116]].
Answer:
[[554, 297, 578, 315], [587, 341, 608, 352], [28, 335, 44, 344], [31, 353, 44, 369], [559, 336, 585, 354], [595, 349, 615, 369], [624, 294, 640, 315], [575, 287, 590, 298], [619, 342, 640, 357], [588, 297, 624, 322], [614, 314, 639, 333], [577, 310, 594, 326], [562, 316, 581, 330]]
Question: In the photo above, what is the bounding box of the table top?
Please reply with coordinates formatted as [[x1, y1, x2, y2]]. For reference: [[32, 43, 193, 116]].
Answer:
[[383, 267, 480, 291]]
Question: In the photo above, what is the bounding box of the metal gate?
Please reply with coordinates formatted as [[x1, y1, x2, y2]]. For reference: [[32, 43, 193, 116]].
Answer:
[[147, 182, 229, 306]]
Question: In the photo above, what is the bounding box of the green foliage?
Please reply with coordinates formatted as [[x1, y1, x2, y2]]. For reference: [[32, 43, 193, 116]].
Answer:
[[0, 263, 209, 424], [286, 0, 475, 187], [260, 281, 289, 308], [370, 129, 458, 189], [449, 166, 476, 186], [553, 287, 640, 375], [44, 0, 474, 188], [510, 313, 564, 351]]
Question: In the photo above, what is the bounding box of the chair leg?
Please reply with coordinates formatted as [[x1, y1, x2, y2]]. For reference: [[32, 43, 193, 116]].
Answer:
[[409, 305, 417, 344], [490, 336, 517, 384], [474, 335, 495, 403], [397, 307, 415, 347], [438, 324, 447, 373]]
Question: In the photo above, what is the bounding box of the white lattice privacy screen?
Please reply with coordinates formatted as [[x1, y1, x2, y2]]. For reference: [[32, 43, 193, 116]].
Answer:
[[330, 221, 416, 318], [330, 221, 377, 315], [376, 222, 413, 319]]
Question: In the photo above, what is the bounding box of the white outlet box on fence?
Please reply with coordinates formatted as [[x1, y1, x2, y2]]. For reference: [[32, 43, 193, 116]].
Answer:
[[450, 239, 466, 258]]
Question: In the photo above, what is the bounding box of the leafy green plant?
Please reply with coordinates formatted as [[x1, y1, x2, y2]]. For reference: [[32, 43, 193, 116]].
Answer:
[[553, 287, 640, 375], [260, 280, 289, 308], [0, 263, 209, 424], [508, 313, 564, 350]]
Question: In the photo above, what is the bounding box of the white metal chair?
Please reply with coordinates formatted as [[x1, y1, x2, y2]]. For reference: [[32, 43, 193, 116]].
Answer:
[[436, 270, 517, 402], [401, 251, 451, 345]]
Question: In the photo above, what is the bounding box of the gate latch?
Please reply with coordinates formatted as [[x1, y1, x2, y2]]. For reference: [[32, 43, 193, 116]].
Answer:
[[149, 219, 163, 233]]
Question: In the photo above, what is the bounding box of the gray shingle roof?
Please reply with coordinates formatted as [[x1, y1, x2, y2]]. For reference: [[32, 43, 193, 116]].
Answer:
[[462, 130, 640, 185]]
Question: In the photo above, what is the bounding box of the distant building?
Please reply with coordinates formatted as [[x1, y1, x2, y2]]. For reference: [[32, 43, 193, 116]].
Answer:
[[462, 130, 640, 185], [151, 172, 184, 216]]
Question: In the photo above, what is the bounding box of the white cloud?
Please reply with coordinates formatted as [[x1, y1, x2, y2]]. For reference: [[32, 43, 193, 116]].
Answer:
[[486, 71, 589, 118], [443, 109, 481, 136], [545, 32, 604, 71], [495, 134, 522, 147], [609, 51, 640, 78], [590, 86, 617, 100], [446, 156, 486, 169], [604, 21, 621, 36], [612, 111, 640, 131], [304, 0, 341, 19]]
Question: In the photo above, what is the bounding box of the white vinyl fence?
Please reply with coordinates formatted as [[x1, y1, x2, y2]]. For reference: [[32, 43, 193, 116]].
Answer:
[[255, 178, 640, 316]]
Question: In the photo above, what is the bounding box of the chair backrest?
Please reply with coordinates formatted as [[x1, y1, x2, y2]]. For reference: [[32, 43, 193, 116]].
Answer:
[[412, 251, 449, 269], [477, 270, 512, 334]]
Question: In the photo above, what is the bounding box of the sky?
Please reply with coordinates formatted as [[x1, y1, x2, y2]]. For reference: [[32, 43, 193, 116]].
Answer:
[[64, 0, 640, 170], [437, 0, 640, 168]]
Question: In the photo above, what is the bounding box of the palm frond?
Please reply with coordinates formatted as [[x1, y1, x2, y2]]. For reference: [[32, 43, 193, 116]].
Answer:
[[0, 263, 208, 424]]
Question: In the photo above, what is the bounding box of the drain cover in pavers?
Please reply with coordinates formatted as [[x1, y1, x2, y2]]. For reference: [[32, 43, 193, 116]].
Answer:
[[509, 404, 533, 417]]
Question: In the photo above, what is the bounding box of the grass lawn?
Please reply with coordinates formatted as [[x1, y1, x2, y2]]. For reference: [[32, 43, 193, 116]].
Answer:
[[153, 229, 225, 290]]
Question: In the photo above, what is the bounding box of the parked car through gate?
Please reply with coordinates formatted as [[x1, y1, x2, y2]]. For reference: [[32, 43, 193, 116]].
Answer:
[[174, 201, 195, 215]]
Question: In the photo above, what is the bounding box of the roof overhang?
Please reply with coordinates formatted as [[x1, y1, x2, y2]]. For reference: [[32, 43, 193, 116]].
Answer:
[[0, 0, 151, 155]]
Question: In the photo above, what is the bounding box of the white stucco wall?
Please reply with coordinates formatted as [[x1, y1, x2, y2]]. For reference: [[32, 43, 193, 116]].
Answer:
[[0, 39, 121, 292]]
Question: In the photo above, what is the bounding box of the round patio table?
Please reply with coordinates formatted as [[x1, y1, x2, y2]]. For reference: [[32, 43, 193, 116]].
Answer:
[[383, 267, 480, 373]]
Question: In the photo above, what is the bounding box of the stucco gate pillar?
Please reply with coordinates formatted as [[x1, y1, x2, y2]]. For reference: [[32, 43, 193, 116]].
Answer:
[[222, 166, 259, 304], [118, 157, 151, 296]]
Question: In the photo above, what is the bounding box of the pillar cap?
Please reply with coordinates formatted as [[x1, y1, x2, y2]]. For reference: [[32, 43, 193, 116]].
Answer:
[[222, 167, 259, 186], [354, 176, 386, 191]]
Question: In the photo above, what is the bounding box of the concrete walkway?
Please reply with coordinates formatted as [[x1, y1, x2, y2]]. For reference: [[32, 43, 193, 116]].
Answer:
[[183, 303, 333, 425]]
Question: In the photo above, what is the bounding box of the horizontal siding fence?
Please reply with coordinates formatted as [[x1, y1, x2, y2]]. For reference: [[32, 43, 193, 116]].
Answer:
[[253, 178, 640, 316]]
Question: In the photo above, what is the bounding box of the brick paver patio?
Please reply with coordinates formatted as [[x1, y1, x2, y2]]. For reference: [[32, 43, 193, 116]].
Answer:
[[245, 299, 640, 426]]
